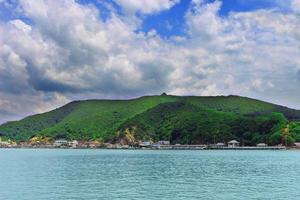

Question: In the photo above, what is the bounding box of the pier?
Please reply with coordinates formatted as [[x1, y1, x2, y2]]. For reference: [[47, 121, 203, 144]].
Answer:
[[152, 144, 207, 150], [210, 146, 287, 150], [151, 144, 286, 150]]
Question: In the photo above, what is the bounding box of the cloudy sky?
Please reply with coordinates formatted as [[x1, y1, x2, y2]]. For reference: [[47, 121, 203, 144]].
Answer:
[[0, 0, 299, 124]]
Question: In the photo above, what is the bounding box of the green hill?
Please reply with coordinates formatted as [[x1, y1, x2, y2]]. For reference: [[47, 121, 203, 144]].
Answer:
[[117, 101, 291, 146], [0, 95, 177, 141], [1, 94, 300, 145]]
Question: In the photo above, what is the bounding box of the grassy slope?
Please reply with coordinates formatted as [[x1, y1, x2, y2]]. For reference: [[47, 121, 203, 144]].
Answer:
[[183, 95, 300, 119], [0, 102, 79, 140], [118, 102, 237, 144], [39, 95, 178, 140], [0, 94, 299, 141], [117, 100, 293, 145], [183, 95, 274, 114], [0, 95, 177, 140]]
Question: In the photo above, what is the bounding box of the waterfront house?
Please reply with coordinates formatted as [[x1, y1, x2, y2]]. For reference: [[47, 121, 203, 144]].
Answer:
[[216, 142, 225, 148], [152, 141, 171, 149], [158, 140, 170, 145], [256, 143, 267, 147], [78, 142, 88, 148], [0, 141, 10, 147], [68, 140, 79, 148], [139, 141, 151, 147], [19, 142, 31, 148], [87, 141, 100, 148], [54, 139, 68, 147], [228, 140, 239, 148], [294, 143, 300, 148], [121, 145, 129, 149], [104, 143, 114, 149]]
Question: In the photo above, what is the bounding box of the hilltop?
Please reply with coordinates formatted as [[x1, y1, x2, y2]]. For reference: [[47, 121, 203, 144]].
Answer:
[[1, 94, 300, 145]]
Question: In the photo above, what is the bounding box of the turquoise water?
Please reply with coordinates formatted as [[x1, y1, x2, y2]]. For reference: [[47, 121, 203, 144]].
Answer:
[[1, 149, 300, 200]]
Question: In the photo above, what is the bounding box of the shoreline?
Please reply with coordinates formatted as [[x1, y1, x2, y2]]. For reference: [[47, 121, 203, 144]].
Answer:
[[0, 146, 290, 150]]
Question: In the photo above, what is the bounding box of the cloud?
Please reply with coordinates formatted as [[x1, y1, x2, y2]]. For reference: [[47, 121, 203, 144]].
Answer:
[[0, 91, 69, 124], [291, 0, 300, 13], [0, 0, 177, 123], [0, 0, 300, 123], [9, 19, 31, 33], [167, 0, 300, 107], [4, 0, 173, 95], [186, 0, 222, 41], [114, 0, 180, 14]]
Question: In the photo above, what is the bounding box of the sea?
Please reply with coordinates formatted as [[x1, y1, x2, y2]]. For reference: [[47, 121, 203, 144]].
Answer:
[[0, 149, 300, 200]]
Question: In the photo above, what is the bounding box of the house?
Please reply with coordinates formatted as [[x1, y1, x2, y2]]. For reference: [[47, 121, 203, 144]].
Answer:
[[0, 141, 10, 147], [104, 143, 114, 149], [139, 141, 151, 147], [68, 140, 79, 148], [19, 142, 31, 148], [157, 140, 170, 145], [228, 140, 240, 148], [87, 141, 100, 148], [121, 145, 129, 149], [54, 139, 68, 147], [216, 142, 225, 148], [152, 141, 170, 148], [257, 143, 267, 147], [294, 143, 300, 148]]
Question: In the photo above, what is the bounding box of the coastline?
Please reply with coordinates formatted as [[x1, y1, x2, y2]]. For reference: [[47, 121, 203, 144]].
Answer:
[[0, 146, 289, 150]]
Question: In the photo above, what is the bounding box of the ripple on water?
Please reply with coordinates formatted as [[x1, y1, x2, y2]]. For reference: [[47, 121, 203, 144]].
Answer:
[[1, 149, 300, 200]]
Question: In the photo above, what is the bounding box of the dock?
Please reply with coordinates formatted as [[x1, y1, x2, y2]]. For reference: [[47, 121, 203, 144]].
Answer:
[[152, 144, 207, 150], [210, 146, 287, 150], [151, 145, 286, 150]]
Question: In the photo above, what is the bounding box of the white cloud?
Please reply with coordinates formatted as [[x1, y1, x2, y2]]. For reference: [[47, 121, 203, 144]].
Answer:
[[9, 19, 32, 33], [186, 0, 222, 40], [292, 0, 300, 13], [114, 0, 180, 14], [0, 0, 300, 123], [201, 84, 218, 96], [0, 0, 176, 122], [181, 0, 300, 100], [0, 91, 70, 124]]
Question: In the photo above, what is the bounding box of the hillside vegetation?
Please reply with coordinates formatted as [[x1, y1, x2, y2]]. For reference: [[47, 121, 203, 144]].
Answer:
[[1, 94, 300, 145]]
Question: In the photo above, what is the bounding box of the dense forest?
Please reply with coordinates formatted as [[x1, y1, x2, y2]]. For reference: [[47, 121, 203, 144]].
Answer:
[[1, 94, 300, 146], [117, 102, 299, 146]]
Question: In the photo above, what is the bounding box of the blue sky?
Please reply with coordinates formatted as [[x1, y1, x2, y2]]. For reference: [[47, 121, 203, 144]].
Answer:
[[141, 0, 292, 37], [0, 0, 299, 123], [75, 0, 292, 38], [1, 0, 291, 37]]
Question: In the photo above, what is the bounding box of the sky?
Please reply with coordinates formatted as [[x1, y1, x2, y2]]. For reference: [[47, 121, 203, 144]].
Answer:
[[0, 0, 299, 124]]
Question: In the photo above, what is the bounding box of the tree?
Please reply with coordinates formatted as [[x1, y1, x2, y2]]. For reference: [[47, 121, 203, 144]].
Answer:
[[282, 124, 292, 146], [269, 131, 282, 145]]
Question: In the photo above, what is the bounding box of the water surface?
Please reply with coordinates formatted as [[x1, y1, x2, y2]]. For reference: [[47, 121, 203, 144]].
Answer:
[[0, 149, 300, 200]]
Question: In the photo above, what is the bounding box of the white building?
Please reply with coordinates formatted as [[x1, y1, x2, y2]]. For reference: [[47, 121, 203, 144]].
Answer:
[[228, 140, 240, 148], [216, 142, 225, 148], [294, 143, 300, 148], [54, 139, 68, 147], [68, 140, 79, 148], [0, 141, 10, 147], [158, 140, 170, 145], [139, 141, 151, 147], [257, 143, 267, 147]]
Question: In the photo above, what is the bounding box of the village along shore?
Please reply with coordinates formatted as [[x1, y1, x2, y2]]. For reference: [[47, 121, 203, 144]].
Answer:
[[0, 137, 292, 150]]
